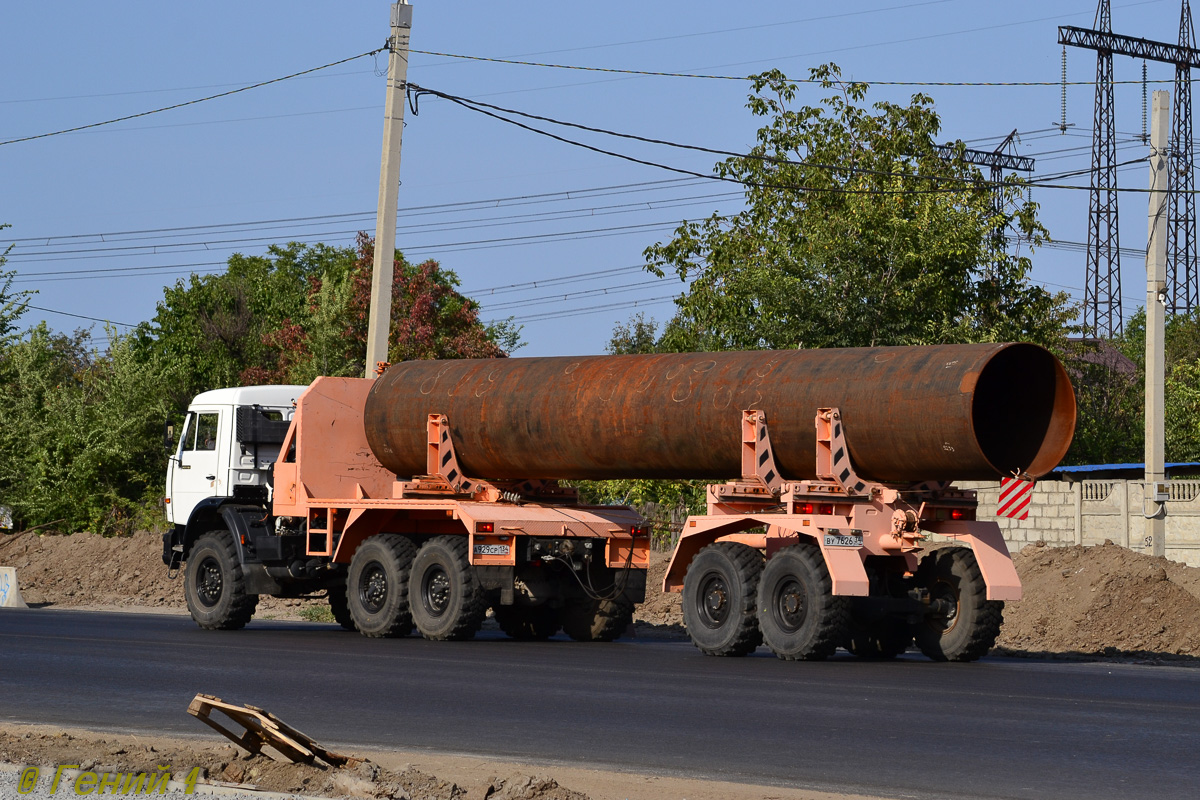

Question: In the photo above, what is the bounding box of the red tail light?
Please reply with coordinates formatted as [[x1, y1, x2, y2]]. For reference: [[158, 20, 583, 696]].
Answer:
[[476, 522, 494, 533], [631, 525, 649, 536], [950, 508, 975, 521], [818, 504, 834, 515], [796, 502, 815, 514]]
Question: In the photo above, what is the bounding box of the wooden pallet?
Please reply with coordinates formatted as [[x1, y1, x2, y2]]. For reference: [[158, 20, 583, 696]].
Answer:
[[187, 693, 358, 768]]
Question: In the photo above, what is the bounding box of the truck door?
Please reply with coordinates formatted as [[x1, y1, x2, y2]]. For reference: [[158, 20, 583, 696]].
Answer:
[[171, 409, 225, 524]]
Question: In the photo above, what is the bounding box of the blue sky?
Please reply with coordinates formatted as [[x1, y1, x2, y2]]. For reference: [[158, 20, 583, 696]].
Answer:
[[0, 0, 1188, 356]]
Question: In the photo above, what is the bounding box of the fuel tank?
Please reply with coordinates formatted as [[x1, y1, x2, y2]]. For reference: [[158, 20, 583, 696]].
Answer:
[[363, 344, 1075, 483]]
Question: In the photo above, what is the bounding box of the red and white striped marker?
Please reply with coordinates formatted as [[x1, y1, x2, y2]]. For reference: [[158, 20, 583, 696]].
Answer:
[[997, 476, 1034, 520]]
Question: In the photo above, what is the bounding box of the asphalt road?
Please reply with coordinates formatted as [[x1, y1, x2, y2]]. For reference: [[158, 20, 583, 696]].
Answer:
[[2, 608, 1198, 800]]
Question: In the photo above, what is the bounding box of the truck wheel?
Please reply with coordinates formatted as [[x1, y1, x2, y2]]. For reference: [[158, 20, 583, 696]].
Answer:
[[561, 595, 633, 642], [493, 604, 560, 640], [681, 542, 763, 656], [348, 534, 417, 638], [844, 609, 913, 660], [185, 530, 258, 630], [327, 573, 356, 631], [913, 547, 1004, 662], [757, 543, 849, 661], [409, 536, 487, 641]]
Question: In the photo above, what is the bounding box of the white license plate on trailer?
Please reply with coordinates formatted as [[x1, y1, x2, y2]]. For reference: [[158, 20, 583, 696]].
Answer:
[[823, 533, 863, 548], [473, 544, 510, 556]]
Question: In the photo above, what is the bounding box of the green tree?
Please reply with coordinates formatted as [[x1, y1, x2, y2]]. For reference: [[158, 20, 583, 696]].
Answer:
[[134, 242, 350, 403], [606, 313, 660, 355], [1, 227, 33, 344], [0, 325, 177, 533], [246, 233, 520, 384], [645, 65, 1076, 353]]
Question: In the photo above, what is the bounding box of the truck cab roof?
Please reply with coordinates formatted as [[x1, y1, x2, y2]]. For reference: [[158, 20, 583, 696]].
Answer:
[[189, 385, 308, 408]]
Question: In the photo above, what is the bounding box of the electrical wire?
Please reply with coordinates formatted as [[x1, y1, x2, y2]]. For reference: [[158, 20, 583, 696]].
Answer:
[[0, 47, 386, 147], [23, 304, 135, 327], [4, 178, 705, 245]]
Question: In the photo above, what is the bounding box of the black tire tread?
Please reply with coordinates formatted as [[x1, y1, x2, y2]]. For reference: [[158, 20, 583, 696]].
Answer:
[[914, 547, 1004, 663], [411, 536, 487, 641], [350, 534, 417, 638], [494, 604, 560, 640], [561, 596, 634, 642], [186, 530, 258, 631], [759, 543, 850, 661], [328, 574, 356, 631], [682, 542, 763, 656]]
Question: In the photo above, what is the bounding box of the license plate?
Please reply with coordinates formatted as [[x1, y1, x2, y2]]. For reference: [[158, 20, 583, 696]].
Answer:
[[823, 533, 863, 548], [473, 544, 510, 556]]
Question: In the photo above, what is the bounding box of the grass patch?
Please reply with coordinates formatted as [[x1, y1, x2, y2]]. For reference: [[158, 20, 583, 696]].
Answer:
[[299, 605, 335, 623]]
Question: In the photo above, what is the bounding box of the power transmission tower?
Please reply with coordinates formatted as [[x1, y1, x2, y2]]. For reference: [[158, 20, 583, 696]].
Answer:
[[934, 133, 1036, 275], [1060, 0, 1200, 334], [1062, 0, 1122, 338], [1169, 1, 1198, 315]]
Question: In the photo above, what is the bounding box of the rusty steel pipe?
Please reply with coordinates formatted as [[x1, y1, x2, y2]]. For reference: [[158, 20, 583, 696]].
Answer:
[[364, 344, 1076, 483]]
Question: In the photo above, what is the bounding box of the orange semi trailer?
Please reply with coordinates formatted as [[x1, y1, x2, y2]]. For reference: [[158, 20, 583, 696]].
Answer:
[[163, 344, 1075, 661]]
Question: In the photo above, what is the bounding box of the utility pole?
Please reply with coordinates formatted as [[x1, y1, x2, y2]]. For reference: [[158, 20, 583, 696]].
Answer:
[[365, 1, 413, 378], [1146, 89, 1169, 558]]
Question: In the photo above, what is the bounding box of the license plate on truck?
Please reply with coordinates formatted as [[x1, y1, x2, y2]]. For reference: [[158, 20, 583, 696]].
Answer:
[[473, 544, 511, 556], [823, 531, 863, 548]]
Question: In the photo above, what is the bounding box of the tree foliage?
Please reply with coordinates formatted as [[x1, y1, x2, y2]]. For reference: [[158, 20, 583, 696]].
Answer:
[[644, 65, 1076, 353], [244, 233, 519, 384], [1059, 309, 1200, 465], [1, 229, 33, 345], [0, 326, 177, 534], [0, 234, 516, 533]]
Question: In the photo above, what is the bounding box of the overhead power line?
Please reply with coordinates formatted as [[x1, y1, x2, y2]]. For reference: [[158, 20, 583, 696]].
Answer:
[[24, 304, 135, 328], [411, 49, 1185, 87], [0, 47, 385, 147], [4, 178, 704, 245]]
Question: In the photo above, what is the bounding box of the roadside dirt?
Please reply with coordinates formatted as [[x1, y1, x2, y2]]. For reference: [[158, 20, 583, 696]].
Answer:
[[0, 723, 876, 800], [5, 530, 1200, 659]]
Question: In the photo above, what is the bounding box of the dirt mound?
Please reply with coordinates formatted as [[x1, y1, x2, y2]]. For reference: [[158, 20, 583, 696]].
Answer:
[[0, 726, 587, 799], [996, 541, 1200, 658], [0, 530, 328, 618], [6, 531, 1200, 659]]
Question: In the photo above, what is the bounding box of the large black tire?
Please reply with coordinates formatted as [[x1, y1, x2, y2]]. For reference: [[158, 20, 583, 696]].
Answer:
[[348, 534, 417, 638], [561, 596, 634, 642], [913, 547, 1004, 662], [493, 604, 561, 640], [409, 536, 487, 641], [757, 543, 850, 661], [185, 530, 258, 630], [327, 573, 356, 631], [844, 605, 913, 660], [681, 542, 763, 656]]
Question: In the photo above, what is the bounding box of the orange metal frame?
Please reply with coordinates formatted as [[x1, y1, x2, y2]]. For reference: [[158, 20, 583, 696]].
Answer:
[[270, 377, 649, 568], [663, 408, 1021, 601]]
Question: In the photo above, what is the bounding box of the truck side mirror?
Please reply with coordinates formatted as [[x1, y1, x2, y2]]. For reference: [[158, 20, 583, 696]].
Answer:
[[164, 422, 175, 454]]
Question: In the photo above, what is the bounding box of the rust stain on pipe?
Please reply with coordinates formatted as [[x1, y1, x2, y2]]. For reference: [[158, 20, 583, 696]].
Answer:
[[364, 344, 1075, 483]]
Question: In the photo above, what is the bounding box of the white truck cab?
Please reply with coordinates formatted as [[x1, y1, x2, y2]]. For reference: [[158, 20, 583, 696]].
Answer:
[[166, 385, 306, 527]]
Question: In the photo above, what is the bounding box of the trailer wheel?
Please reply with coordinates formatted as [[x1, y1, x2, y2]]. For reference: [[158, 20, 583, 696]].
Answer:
[[185, 530, 258, 630], [913, 547, 1004, 662], [681, 542, 763, 656], [327, 573, 356, 631], [348, 534, 417, 638], [844, 610, 913, 660], [493, 604, 561, 640], [757, 543, 849, 661], [561, 596, 633, 642], [409, 536, 487, 641]]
